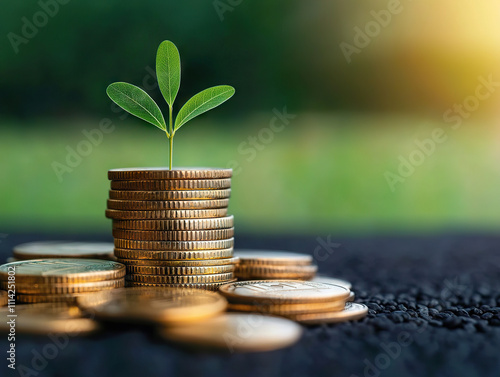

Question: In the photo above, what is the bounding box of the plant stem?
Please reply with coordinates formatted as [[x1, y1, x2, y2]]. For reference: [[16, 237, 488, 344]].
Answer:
[[168, 105, 173, 170], [169, 134, 174, 170]]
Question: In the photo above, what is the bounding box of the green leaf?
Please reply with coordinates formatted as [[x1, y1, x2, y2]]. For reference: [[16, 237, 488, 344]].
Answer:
[[156, 40, 181, 107], [174, 85, 235, 131], [107, 82, 167, 132]]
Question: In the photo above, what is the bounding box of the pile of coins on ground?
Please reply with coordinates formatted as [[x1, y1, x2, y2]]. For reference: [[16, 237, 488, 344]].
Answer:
[[0, 245, 368, 351], [234, 250, 317, 280], [6, 241, 116, 263], [220, 279, 367, 325], [0, 259, 125, 304], [77, 286, 303, 352], [105, 168, 237, 290]]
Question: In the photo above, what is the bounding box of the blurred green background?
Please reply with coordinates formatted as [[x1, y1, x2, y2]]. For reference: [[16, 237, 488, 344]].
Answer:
[[1, 0, 500, 234]]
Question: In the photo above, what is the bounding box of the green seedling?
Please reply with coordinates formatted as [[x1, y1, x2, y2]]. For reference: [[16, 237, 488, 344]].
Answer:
[[106, 40, 235, 169]]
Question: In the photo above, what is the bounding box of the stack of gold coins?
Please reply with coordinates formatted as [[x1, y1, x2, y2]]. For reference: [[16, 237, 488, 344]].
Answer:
[[0, 259, 125, 304], [220, 280, 368, 325], [7, 241, 116, 262], [106, 168, 237, 290], [234, 250, 317, 280]]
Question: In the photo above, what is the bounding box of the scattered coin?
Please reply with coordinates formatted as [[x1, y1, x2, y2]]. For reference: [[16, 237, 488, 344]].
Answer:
[[227, 300, 346, 315], [234, 250, 313, 266], [235, 264, 317, 280], [112, 228, 234, 241], [0, 290, 8, 306], [0, 303, 99, 335], [13, 241, 114, 260], [124, 264, 235, 276], [109, 189, 232, 201], [106, 208, 228, 220], [312, 276, 352, 290], [16, 292, 92, 304], [77, 287, 227, 324], [108, 167, 233, 180], [284, 303, 368, 325], [160, 313, 302, 352], [107, 199, 229, 211], [110, 178, 232, 191], [0, 259, 126, 284], [219, 280, 350, 304], [114, 238, 234, 251], [4, 278, 125, 294], [111, 216, 234, 231], [113, 247, 234, 260]]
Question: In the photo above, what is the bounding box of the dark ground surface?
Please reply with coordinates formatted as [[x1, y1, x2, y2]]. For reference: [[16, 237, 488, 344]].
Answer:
[[1, 232, 500, 377]]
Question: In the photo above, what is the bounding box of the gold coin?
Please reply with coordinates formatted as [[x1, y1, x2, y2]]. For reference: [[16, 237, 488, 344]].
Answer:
[[13, 241, 114, 260], [219, 280, 350, 304], [235, 264, 317, 280], [112, 216, 234, 231], [227, 300, 345, 315], [127, 279, 236, 291], [109, 189, 232, 201], [0, 290, 8, 306], [116, 256, 239, 267], [108, 167, 233, 180], [77, 287, 227, 324], [16, 292, 93, 304], [105, 208, 228, 220], [0, 259, 126, 284], [110, 178, 231, 191], [160, 313, 302, 352], [3, 278, 125, 294], [107, 199, 229, 211], [125, 264, 236, 275], [311, 276, 352, 290], [112, 228, 235, 241], [234, 250, 313, 266], [347, 292, 355, 302], [126, 272, 234, 284], [0, 303, 98, 335], [114, 238, 234, 251], [284, 303, 368, 325], [113, 247, 234, 260]]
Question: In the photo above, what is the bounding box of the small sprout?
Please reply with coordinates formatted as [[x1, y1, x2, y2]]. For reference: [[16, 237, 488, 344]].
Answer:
[[107, 40, 235, 169]]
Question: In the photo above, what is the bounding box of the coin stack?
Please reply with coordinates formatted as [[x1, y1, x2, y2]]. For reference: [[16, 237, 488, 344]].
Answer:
[[234, 250, 317, 280], [0, 259, 125, 304], [220, 280, 368, 325], [106, 168, 237, 290]]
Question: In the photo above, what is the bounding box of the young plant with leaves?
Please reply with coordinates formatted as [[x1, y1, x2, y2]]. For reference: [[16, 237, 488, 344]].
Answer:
[[106, 40, 235, 169]]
